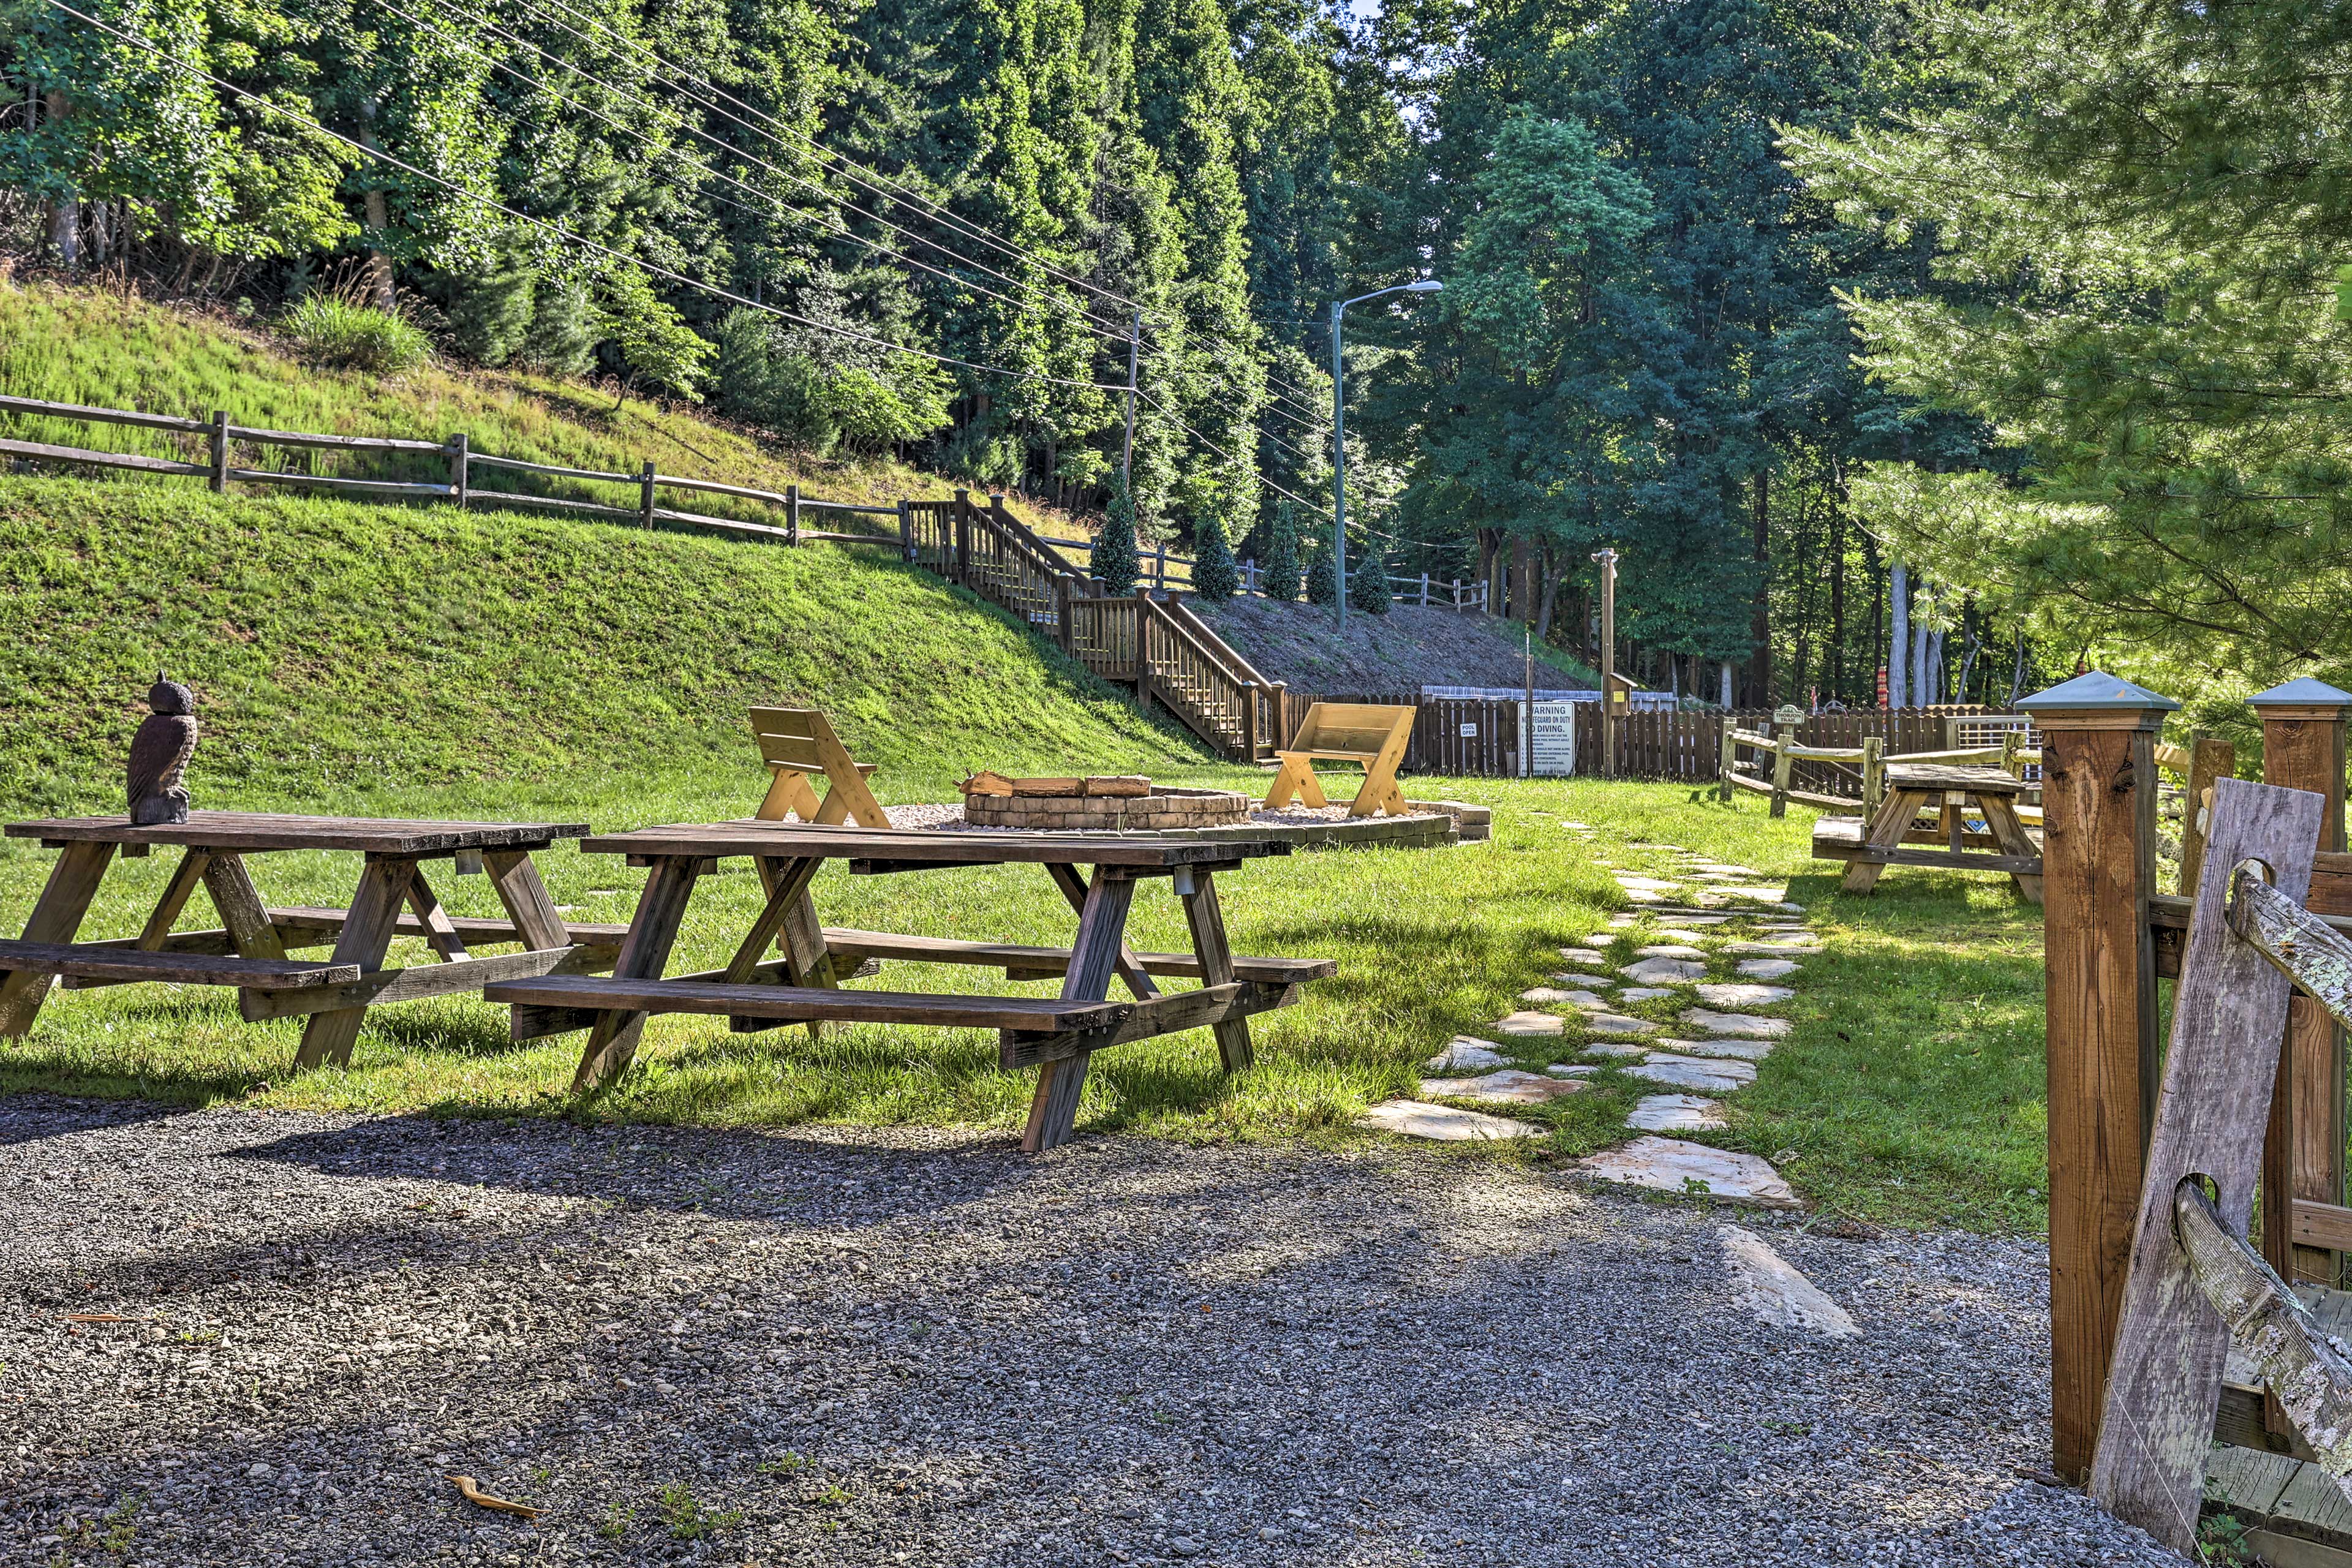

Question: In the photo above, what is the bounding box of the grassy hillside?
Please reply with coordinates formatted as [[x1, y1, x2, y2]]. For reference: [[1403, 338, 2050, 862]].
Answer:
[[0, 475, 1202, 813]]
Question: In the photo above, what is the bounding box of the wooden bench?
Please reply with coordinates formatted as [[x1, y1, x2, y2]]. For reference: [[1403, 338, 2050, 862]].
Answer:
[[1263, 702, 1415, 817], [1811, 762, 2043, 902], [750, 706, 889, 828], [0, 938, 358, 989], [816, 927, 1337, 985]]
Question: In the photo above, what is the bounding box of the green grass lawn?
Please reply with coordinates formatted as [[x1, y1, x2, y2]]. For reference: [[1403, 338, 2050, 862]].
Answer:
[[0, 766, 2051, 1235]]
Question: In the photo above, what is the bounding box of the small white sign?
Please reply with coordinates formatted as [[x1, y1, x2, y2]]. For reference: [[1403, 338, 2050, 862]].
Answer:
[[1459, 723, 1479, 737], [1528, 700, 1577, 777]]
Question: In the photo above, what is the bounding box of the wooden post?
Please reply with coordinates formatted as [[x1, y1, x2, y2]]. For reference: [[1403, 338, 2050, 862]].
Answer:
[[953, 488, 970, 581], [898, 499, 913, 562], [2177, 733, 2234, 897], [447, 432, 469, 507], [1862, 735, 1885, 815], [1240, 680, 1259, 762], [1593, 548, 1618, 778], [2251, 677, 2352, 1289], [785, 482, 801, 546], [638, 461, 655, 526], [2015, 669, 2177, 1482], [1718, 718, 1736, 804], [1420, 571, 1430, 607], [1766, 703, 1803, 818], [1055, 574, 1076, 655], [209, 409, 228, 494]]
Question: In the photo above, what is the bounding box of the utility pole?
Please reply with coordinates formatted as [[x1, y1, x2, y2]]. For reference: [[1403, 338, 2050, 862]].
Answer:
[[1330, 299, 1349, 638], [1593, 548, 1619, 780], [1120, 311, 1140, 488]]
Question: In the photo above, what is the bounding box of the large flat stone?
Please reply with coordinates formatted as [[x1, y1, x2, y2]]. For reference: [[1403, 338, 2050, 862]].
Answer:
[[1634, 944, 1708, 960], [1553, 971, 1615, 988], [1521, 986, 1606, 1008], [1716, 886, 1791, 904], [1557, 948, 1607, 965], [1725, 938, 1817, 955], [1359, 1099, 1542, 1142], [1584, 932, 1625, 946], [1621, 957, 1704, 984], [1692, 863, 1762, 878], [1625, 1061, 1748, 1093], [1618, 987, 1677, 1002], [1647, 1052, 1757, 1084], [1422, 1069, 1587, 1105], [1494, 1011, 1567, 1037], [1583, 1012, 1661, 1036], [1723, 1226, 1856, 1335], [1614, 875, 1681, 892], [1652, 1037, 1774, 1062], [1681, 1008, 1792, 1039], [1694, 982, 1795, 1008], [1547, 1063, 1600, 1077], [1624, 888, 1668, 905], [1425, 1038, 1510, 1072], [1653, 913, 1732, 927], [1581, 1040, 1648, 1060], [1737, 959, 1801, 980], [1627, 1094, 1726, 1132], [1580, 1137, 1799, 1208]]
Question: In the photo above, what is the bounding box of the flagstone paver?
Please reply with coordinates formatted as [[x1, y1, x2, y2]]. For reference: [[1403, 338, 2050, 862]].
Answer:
[[1421, 1069, 1588, 1105], [1557, 948, 1607, 965], [1724, 1226, 1858, 1335], [1359, 1100, 1541, 1141], [1621, 957, 1704, 984], [1627, 1094, 1727, 1133], [1624, 888, 1668, 905], [1624, 1061, 1749, 1093], [1737, 959, 1801, 981], [1653, 913, 1732, 927], [1619, 987, 1678, 1002], [1581, 1041, 1648, 1060], [1653, 1037, 1774, 1062], [1547, 1063, 1599, 1078], [1494, 1011, 1567, 1037], [1521, 986, 1604, 1007], [1634, 944, 1708, 960], [1615, 875, 1681, 892], [1580, 1136, 1799, 1208], [1425, 1038, 1510, 1072], [1694, 982, 1796, 1008], [1717, 886, 1791, 904], [1682, 1008, 1792, 1039], [1553, 971, 1616, 988], [1725, 938, 1816, 955], [1646, 1052, 1758, 1083], [1584, 1012, 1662, 1036]]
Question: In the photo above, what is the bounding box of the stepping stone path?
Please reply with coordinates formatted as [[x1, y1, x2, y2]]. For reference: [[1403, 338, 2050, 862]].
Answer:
[[1521, 986, 1604, 1007], [1723, 1226, 1858, 1336], [1654, 1037, 1774, 1062], [1634, 944, 1708, 960], [1681, 1008, 1792, 1039], [1359, 1101, 1539, 1142], [1585, 1012, 1661, 1036], [1557, 948, 1607, 965], [1548, 1063, 1599, 1078], [1737, 959, 1801, 981], [1494, 1011, 1567, 1037], [1421, 1069, 1586, 1105], [1619, 987, 1678, 1002], [1726, 938, 1815, 954], [1625, 1060, 1749, 1093], [1580, 1137, 1798, 1208], [1628, 1094, 1726, 1132], [1694, 982, 1795, 1008], [1582, 1040, 1648, 1060], [1620, 957, 1703, 984], [1427, 1038, 1509, 1072], [1553, 971, 1615, 987]]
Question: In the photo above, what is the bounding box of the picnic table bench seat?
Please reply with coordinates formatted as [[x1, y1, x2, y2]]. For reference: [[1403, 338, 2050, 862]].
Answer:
[[815, 927, 1338, 984], [0, 937, 360, 989]]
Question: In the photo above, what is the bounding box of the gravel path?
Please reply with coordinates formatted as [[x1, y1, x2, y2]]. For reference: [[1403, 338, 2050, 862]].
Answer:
[[1, 1095, 2180, 1567]]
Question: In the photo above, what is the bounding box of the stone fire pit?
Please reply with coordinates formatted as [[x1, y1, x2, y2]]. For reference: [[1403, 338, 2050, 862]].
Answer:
[[959, 775, 1253, 831]]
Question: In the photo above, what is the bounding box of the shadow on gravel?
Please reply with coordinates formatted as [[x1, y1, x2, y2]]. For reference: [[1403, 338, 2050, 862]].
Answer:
[[0, 1093, 198, 1147]]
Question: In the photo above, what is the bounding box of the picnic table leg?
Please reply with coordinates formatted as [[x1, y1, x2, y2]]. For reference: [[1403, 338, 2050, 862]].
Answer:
[[1024, 868, 1138, 1153], [1176, 867, 1253, 1072], [481, 849, 570, 950], [753, 854, 839, 1040], [728, 859, 824, 982], [572, 856, 702, 1094], [201, 853, 290, 961], [295, 856, 417, 1070], [1979, 794, 2045, 905], [1842, 790, 1931, 895], [0, 842, 116, 1036], [134, 850, 214, 951], [402, 867, 471, 960], [1045, 863, 1158, 1000]]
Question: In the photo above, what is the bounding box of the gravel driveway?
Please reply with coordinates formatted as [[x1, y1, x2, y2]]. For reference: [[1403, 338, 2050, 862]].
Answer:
[[1, 1095, 2179, 1567]]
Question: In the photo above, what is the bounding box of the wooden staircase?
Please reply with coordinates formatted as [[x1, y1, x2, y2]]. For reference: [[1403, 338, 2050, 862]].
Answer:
[[900, 489, 1287, 763]]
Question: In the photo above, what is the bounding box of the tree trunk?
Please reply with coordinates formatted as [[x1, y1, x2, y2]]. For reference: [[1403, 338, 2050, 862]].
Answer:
[[43, 91, 77, 271], [1509, 535, 1531, 625], [355, 121, 396, 311], [1749, 471, 1771, 706], [1827, 500, 1847, 703], [1534, 547, 1563, 643], [1890, 562, 1910, 708]]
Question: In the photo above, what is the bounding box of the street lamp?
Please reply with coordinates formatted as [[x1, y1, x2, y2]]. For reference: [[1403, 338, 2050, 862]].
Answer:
[[1330, 278, 1441, 635]]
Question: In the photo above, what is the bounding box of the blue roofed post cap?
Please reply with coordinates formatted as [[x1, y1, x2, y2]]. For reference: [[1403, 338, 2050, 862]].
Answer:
[[2015, 671, 2181, 727], [2247, 677, 2352, 712]]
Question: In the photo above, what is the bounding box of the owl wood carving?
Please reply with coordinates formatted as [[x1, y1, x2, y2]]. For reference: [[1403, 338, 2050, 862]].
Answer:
[[127, 674, 198, 826]]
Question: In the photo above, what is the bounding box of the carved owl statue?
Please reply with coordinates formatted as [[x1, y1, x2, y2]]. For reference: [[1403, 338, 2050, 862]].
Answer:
[[127, 673, 198, 826]]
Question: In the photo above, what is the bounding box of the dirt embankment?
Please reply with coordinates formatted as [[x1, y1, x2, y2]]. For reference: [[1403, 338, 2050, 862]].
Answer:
[[1192, 597, 1600, 694]]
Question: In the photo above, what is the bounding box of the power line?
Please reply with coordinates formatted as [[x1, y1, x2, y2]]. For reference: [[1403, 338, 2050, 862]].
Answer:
[[46, 0, 1137, 397]]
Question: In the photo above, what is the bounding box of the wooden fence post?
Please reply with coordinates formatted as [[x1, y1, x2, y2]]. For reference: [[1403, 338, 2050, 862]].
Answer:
[[1768, 703, 1803, 819], [209, 409, 228, 494], [2176, 733, 2233, 897], [1862, 735, 1885, 815], [1717, 718, 1736, 804], [1054, 575, 1075, 655], [898, 499, 913, 563], [638, 461, 655, 526], [2252, 678, 2352, 1290], [446, 432, 469, 507], [785, 483, 800, 546], [2015, 670, 2177, 1482], [953, 488, 971, 581]]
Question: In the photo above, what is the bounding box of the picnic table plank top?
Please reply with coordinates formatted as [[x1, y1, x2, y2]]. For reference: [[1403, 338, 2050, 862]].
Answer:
[[6, 812, 592, 854], [1882, 763, 2027, 794], [576, 821, 1294, 866]]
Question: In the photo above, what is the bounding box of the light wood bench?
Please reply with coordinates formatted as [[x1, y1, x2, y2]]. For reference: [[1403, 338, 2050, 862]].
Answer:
[[1263, 702, 1415, 817], [1811, 762, 2043, 902], [750, 707, 889, 828]]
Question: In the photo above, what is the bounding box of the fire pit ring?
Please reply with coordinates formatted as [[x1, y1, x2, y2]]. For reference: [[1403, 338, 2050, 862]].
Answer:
[[960, 780, 1253, 832]]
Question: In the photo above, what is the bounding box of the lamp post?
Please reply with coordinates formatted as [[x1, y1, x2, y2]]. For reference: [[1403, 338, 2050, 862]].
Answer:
[[1331, 278, 1441, 635]]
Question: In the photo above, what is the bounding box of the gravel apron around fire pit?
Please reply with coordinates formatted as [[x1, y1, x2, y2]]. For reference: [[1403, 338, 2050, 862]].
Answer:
[[960, 786, 1254, 831]]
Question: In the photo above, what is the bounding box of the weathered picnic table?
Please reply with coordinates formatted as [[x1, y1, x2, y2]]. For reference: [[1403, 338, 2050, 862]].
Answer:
[[0, 812, 609, 1066], [482, 823, 1336, 1151], [1810, 762, 2045, 902]]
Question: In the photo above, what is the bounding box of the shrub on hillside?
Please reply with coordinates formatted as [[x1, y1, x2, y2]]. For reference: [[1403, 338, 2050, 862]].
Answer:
[[1351, 545, 1392, 616], [1094, 481, 1140, 595], [1260, 502, 1302, 601], [1191, 508, 1238, 600], [279, 294, 431, 373], [1304, 538, 1340, 607]]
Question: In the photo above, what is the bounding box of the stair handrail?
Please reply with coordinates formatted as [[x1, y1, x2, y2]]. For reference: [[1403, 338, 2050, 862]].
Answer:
[[1161, 595, 1280, 692]]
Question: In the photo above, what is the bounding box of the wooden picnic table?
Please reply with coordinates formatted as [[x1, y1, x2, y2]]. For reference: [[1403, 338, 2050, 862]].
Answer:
[[1810, 762, 2045, 902], [482, 821, 1336, 1152], [0, 812, 608, 1067]]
